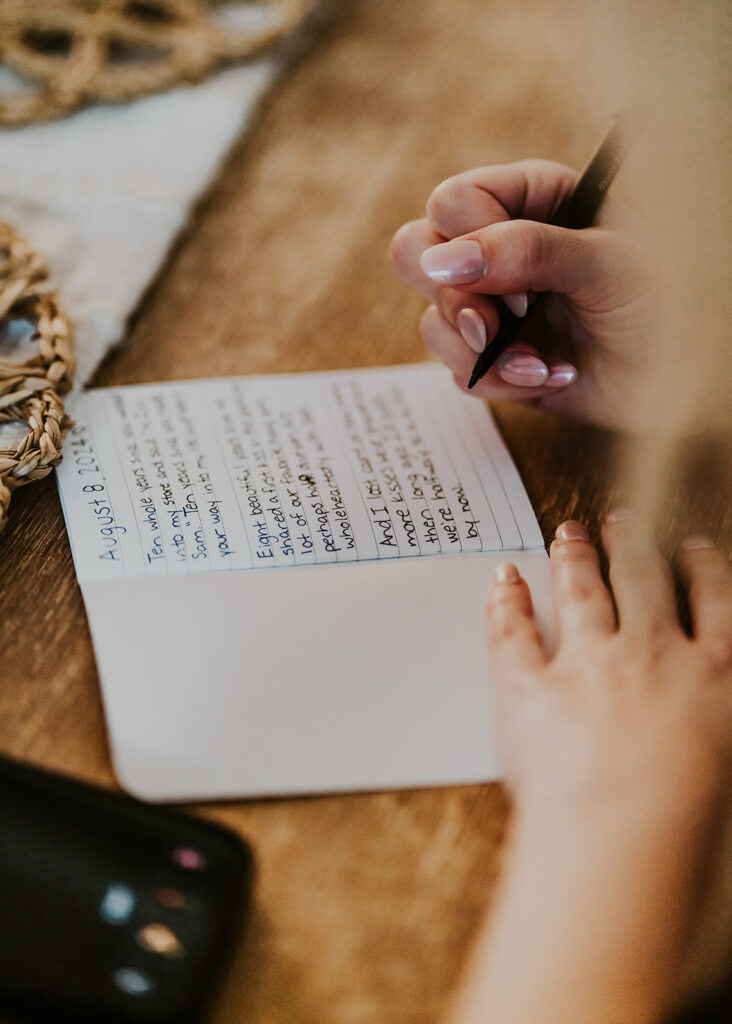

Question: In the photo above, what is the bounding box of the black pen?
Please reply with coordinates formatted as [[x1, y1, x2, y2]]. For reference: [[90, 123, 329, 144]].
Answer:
[[467, 115, 627, 389]]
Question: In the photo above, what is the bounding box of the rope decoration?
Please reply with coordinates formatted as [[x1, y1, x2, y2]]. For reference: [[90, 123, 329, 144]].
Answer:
[[0, 221, 74, 530], [0, 0, 314, 126]]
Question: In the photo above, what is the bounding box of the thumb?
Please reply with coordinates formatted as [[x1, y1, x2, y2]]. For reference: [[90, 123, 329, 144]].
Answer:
[[419, 219, 610, 302]]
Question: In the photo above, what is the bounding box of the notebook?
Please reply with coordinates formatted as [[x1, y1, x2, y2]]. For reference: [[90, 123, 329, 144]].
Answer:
[[56, 364, 554, 802]]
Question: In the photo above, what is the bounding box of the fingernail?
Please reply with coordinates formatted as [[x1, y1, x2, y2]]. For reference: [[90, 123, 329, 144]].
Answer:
[[680, 535, 715, 551], [546, 363, 578, 387], [420, 239, 485, 284], [496, 351, 549, 388], [555, 520, 589, 543], [503, 292, 528, 318], [606, 507, 634, 525], [495, 562, 520, 584], [456, 308, 486, 353]]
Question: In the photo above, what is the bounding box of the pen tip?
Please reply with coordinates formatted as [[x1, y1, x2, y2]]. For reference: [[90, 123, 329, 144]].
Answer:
[[467, 372, 479, 390]]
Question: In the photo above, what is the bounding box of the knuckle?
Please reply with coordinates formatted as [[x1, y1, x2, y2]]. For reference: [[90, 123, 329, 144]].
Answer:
[[558, 579, 597, 604], [690, 577, 732, 608], [704, 636, 732, 674], [623, 627, 671, 669], [487, 585, 526, 612], [609, 556, 655, 587], [612, 562, 643, 587], [520, 158, 577, 188], [425, 179, 462, 230], [419, 304, 441, 335], [490, 616, 539, 646], [516, 220, 548, 272], [643, 627, 671, 658], [435, 286, 460, 321], [387, 221, 418, 270]]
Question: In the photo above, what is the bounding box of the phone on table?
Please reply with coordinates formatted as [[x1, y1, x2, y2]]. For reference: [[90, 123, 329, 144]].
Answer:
[[0, 754, 254, 1024]]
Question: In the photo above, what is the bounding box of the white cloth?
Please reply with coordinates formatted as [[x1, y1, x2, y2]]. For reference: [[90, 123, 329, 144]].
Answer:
[[0, 59, 282, 387]]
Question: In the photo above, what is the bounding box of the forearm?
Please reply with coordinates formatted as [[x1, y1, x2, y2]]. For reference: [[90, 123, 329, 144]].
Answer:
[[449, 797, 722, 1024], [456, 521, 732, 1024]]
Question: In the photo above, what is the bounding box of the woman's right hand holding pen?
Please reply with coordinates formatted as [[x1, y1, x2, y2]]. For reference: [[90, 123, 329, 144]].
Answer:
[[389, 159, 655, 430]]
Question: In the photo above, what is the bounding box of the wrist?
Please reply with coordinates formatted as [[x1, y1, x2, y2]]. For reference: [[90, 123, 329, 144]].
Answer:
[[511, 733, 729, 841], [489, 787, 730, 1023]]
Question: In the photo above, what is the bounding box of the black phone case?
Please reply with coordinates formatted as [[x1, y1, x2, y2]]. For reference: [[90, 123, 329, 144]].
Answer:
[[0, 755, 254, 1024]]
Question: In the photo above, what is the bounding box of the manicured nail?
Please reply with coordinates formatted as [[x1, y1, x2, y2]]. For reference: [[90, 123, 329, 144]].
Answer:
[[680, 535, 715, 551], [503, 292, 528, 318], [555, 520, 589, 543], [546, 363, 578, 387], [496, 351, 549, 388], [605, 507, 634, 525], [456, 308, 486, 353], [495, 562, 520, 584], [420, 239, 485, 284]]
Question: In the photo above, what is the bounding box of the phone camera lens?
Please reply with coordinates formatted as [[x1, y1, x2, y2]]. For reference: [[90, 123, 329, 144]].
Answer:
[[113, 967, 156, 997], [155, 886, 187, 910], [100, 883, 136, 924], [171, 846, 207, 871], [136, 923, 186, 959]]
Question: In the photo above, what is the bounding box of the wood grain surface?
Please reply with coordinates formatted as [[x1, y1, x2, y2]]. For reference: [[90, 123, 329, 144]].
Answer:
[[0, 2, 729, 1022]]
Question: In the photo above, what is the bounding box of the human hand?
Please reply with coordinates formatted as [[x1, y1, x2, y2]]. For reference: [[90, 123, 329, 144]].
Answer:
[[457, 518, 732, 1024], [488, 517, 731, 816], [389, 161, 655, 430]]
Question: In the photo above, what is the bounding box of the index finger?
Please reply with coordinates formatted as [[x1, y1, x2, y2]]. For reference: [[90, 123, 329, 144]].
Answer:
[[426, 159, 577, 239], [486, 563, 547, 672]]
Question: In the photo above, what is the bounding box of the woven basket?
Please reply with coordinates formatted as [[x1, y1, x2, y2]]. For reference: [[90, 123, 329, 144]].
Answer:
[[0, 0, 315, 126], [0, 222, 74, 529]]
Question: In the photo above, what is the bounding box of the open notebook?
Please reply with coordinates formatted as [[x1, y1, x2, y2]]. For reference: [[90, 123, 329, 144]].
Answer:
[[57, 365, 553, 802]]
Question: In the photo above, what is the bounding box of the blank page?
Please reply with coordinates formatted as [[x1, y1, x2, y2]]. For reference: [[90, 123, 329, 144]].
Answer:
[[57, 365, 552, 801]]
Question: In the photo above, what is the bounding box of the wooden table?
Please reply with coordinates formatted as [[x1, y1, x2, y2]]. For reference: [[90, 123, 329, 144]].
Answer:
[[1, 3, 729, 1022]]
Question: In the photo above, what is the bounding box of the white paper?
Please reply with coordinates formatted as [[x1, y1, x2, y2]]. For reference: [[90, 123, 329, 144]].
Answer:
[[59, 365, 543, 581], [56, 365, 552, 802], [0, 60, 285, 387]]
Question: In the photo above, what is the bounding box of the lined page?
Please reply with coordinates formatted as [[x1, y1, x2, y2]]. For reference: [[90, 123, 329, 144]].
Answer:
[[57, 365, 544, 582]]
